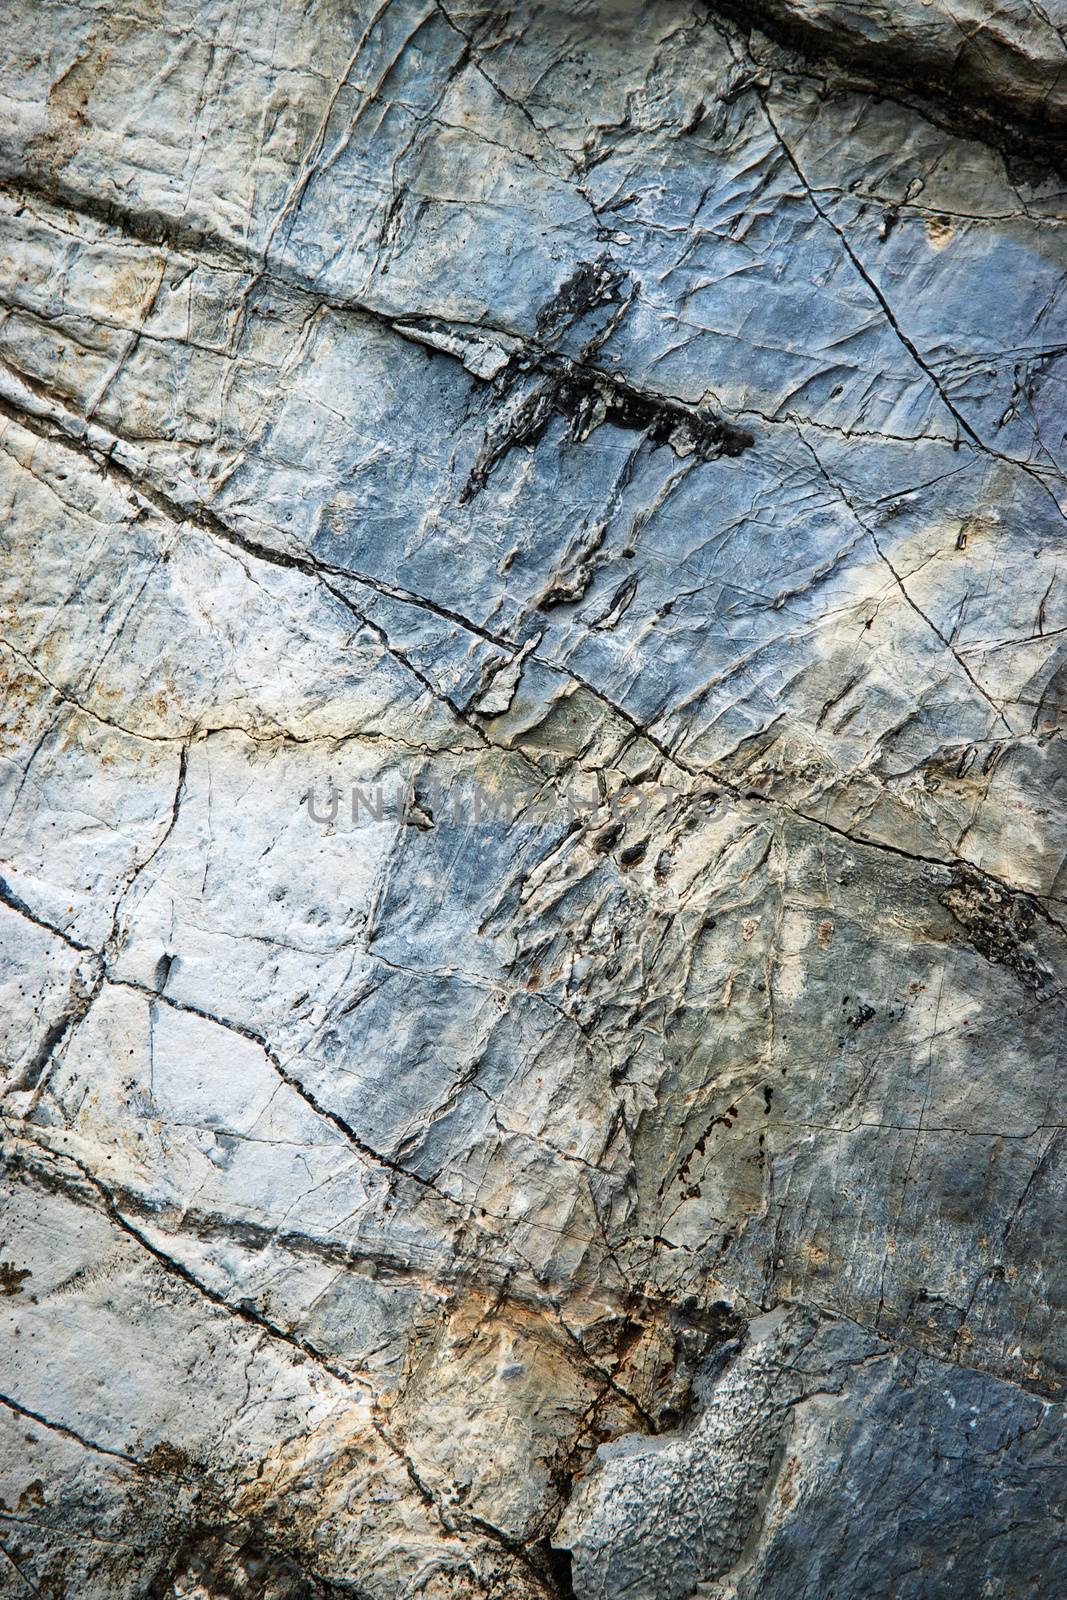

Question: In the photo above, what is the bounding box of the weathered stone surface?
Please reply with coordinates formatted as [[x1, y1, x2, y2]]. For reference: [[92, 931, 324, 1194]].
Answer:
[[0, 3, 1064, 1597]]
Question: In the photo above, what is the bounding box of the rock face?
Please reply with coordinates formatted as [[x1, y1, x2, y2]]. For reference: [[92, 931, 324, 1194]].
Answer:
[[0, 2, 1065, 1596]]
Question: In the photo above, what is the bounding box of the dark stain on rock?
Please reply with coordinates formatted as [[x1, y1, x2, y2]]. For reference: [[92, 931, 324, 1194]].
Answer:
[[842, 997, 876, 1029], [461, 359, 753, 502], [591, 820, 623, 853], [536, 258, 628, 343], [664, 1105, 741, 1195], [0, 1261, 32, 1295], [619, 838, 649, 868], [939, 867, 1050, 993], [143, 1441, 199, 1479], [148, 1523, 342, 1600]]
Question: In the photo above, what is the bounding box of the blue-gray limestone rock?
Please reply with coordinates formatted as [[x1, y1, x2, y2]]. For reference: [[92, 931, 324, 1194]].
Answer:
[[0, 3, 1064, 1597]]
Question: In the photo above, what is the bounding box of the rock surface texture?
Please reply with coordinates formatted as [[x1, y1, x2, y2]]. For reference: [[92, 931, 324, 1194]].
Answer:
[[1, 2, 1066, 1596]]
